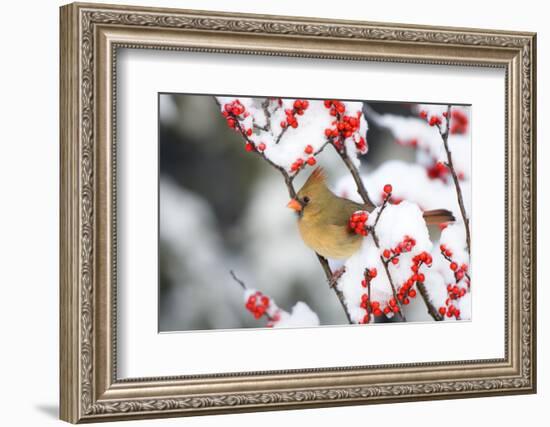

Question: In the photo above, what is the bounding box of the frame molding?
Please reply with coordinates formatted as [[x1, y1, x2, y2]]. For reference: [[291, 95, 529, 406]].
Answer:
[[60, 2, 536, 423]]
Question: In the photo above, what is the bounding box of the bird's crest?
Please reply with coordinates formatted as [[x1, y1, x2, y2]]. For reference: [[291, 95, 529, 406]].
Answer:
[[304, 166, 326, 187], [297, 166, 330, 198]]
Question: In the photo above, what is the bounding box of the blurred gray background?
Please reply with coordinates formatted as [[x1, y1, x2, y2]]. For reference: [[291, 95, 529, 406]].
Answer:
[[159, 93, 420, 331]]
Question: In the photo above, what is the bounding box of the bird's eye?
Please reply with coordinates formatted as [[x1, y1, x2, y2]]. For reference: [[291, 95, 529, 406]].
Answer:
[[303, 196, 310, 204]]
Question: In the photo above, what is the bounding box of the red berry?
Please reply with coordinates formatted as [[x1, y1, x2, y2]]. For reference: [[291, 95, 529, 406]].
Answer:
[[258, 143, 266, 151], [306, 157, 316, 166], [246, 128, 253, 136], [391, 257, 399, 265], [408, 289, 417, 298], [369, 268, 377, 278], [419, 110, 427, 119], [280, 121, 287, 128], [304, 145, 314, 154], [383, 184, 393, 194], [450, 262, 458, 271], [439, 307, 446, 315], [383, 249, 391, 258], [245, 143, 254, 152]]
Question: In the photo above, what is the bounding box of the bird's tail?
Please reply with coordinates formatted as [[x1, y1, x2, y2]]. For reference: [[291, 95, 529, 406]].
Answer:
[[423, 209, 455, 225]]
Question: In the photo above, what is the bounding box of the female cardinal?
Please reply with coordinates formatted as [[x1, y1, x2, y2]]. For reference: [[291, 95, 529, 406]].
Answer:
[[287, 167, 455, 260]]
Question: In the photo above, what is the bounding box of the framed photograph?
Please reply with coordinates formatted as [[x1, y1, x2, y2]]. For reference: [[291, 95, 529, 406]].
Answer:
[[60, 2, 537, 423]]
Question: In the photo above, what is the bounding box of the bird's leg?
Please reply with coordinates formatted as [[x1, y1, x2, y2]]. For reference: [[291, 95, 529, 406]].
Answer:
[[328, 266, 346, 288]]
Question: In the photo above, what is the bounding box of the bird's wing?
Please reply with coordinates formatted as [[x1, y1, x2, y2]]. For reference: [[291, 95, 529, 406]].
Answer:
[[326, 197, 366, 226]]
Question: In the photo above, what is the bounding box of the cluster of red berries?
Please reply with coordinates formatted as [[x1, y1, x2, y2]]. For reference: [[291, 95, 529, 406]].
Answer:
[[385, 297, 401, 315], [399, 251, 433, 304], [429, 115, 443, 126], [324, 99, 346, 115], [322, 101, 366, 153], [222, 100, 253, 136], [438, 244, 470, 319], [439, 303, 461, 319], [280, 99, 309, 129], [427, 161, 449, 181], [449, 109, 469, 135], [419, 110, 443, 127], [361, 268, 378, 288], [289, 147, 317, 173], [440, 244, 469, 282], [446, 283, 467, 300], [382, 234, 417, 266], [245, 291, 271, 319], [359, 294, 383, 324], [349, 210, 369, 236]]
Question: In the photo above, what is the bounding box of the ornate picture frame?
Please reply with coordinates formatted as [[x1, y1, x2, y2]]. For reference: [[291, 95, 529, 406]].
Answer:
[[60, 2, 536, 423]]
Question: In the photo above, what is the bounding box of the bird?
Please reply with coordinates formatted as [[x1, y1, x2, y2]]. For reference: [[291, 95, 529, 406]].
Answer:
[[286, 167, 455, 260]]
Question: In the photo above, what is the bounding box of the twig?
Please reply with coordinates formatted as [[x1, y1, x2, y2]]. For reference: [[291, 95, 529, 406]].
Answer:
[[275, 124, 289, 144], [261, 98, 272, 132], [229, 270, 274, 321], [437, 105, 471, 255], [440, 250, 471, 282], [333, 148, 375, 209], [370, 230, 407, 322], [229, 270, 246, 290], [363, 269, 373, 324], [316, 254, 353, 324], [216, 96, 352, 324]]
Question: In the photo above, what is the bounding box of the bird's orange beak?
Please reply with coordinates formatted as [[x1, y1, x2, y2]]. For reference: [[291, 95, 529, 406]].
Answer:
[[287, 198, 303, 212]]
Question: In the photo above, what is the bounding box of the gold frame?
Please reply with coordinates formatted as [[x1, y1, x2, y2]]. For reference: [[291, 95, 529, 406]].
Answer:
[[59, 2, 537, 423]]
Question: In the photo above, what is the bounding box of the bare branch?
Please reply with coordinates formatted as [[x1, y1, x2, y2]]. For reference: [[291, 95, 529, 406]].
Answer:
[[333, 147, 375, 209], [437, 105, 471, 254], [229, 270, 246, 290]]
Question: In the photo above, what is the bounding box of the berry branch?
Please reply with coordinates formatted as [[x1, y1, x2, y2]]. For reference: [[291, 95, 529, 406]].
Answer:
[[323, 100, 374, 209], [229, 270, 274, 322], [432, 105, 471, 255], [216, 97, 352, 324]]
